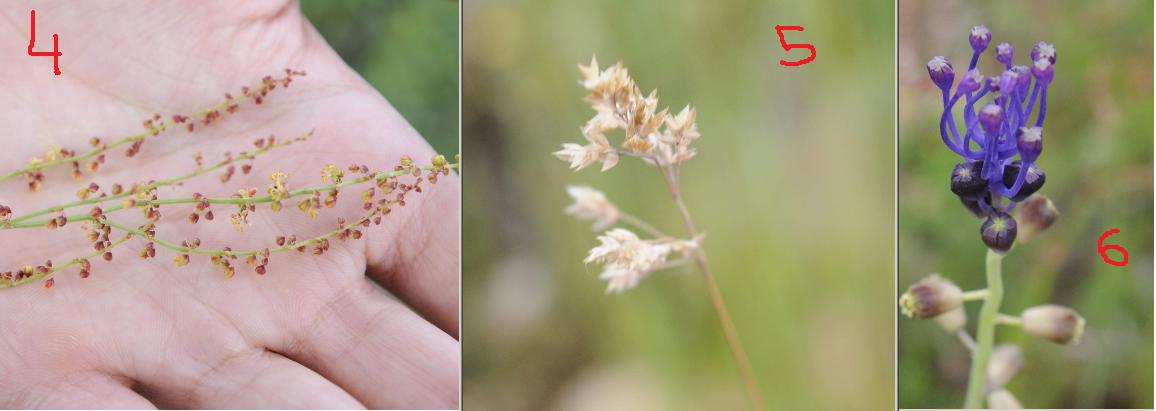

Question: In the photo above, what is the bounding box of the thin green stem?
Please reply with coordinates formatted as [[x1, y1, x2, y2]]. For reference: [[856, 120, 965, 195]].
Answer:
[[8, 131, 313, 224], [4, 163, 458, 229], [965, 250, 1004, 408], [103, 213, 371, 257], [0, 235, 131, 289], [0, 72, 300, 184], [956, 329, 976, 352], [995, 313, 1022, 326], [657, 163, 765, 411], [962, 289, 989, 302]]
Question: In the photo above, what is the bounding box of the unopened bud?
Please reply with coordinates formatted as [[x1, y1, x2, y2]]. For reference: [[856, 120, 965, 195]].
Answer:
[[934, 306, 967, 332], [987, 388, 1023, 409], [900, 274, 963, 319], [981, 211, 1017, 253], [1022, 304, 1085, 345], [987, 344, 1023, 388], [1017, 195, 1059, 243]]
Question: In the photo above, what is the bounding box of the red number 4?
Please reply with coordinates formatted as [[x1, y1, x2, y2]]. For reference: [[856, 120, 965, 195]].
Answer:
[[774, 25, 815, 67], [1098, 228, 1129, 267], [28, 10, 62, 76]]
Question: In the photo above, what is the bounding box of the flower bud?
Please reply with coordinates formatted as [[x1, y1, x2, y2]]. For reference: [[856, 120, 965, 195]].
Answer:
[[927, 56, 954, 91], [979, 104, 1004, 138], [1012, 65, 1031, 93], [1015, 127, 1042, 163], [899, 274, 963, 319], [998, 70, 1018, 96], [987, 388, 1023, 409], [959, 192, 991, 218], [951, 161, 988, 198], [1022, 304, 1085, 345], [995, 43, 1014, 66], [1001, 161, 1046, 201], [1031, 58, 1053, 85], [969, 25, 992, 53], [1016, 195, 1059, 242], [987, 344, 1023, 388], [980, 211, 1017, 253], [1030, 41, 1056, 64], [934, 306, 967, 332], [957, 69, 983, 94]]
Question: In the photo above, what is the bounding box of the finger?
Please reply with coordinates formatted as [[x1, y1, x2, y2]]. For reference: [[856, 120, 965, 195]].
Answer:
[[179, 348, 364, 409], [279, 279, 459, 409], [13, 372, 156, 409], [364, 170, 461, 337]]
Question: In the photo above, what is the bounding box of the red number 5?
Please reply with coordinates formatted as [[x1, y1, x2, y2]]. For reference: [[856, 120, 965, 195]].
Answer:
[[774, 25, 815, 67], [1098, 228, 1129, 267]]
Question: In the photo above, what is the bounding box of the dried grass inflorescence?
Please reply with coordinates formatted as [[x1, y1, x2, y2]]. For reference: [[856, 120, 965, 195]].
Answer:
[[555, 56, 705, 293], [554, 56, 764, 410], [0, 71, 459, 289]]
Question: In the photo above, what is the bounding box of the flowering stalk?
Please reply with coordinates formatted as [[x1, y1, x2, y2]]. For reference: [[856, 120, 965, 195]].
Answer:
[[0, 71, 459, 290], [964, 250, 1003, 408], [0, 69, 307, 189], [556, 57, 765, 410], [902, 26, 1082, 409], [6, 131, 315, 226]]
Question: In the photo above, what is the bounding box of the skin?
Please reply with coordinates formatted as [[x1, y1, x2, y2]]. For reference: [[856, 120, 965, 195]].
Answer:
[[0, 1, 460, 408]]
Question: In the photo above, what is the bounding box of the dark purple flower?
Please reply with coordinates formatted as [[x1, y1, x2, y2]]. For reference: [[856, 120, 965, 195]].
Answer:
[[927, 25, 1057, 251]]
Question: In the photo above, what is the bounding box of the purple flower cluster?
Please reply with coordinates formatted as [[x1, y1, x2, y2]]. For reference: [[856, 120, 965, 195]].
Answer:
[[927, 25, 1056, 253]]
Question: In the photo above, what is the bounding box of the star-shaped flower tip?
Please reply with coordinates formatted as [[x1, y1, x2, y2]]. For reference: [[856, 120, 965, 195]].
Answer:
[[579, 55, 601, 83]]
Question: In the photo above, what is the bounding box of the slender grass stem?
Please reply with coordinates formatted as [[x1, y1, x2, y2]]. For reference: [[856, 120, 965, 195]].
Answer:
[[657, 163, 765, 411], [8, 131, 313, 224], [2, 163, 458, 230], [103, 212, 372, 257], [0, 72, 302, 184], [1, 235, 131, 288], [618, 211, 669, 239], [964, 250, 1003, 408]]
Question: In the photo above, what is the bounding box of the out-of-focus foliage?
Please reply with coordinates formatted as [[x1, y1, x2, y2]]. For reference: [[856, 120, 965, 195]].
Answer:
[[898, 0, 1153, 408], [301, 0, 459, 156], [463, 0, 893, 409]]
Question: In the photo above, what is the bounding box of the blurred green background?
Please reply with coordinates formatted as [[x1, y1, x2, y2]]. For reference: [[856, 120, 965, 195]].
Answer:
[[301, 0, 458, 156], [898, 0, 1153, 408], [464, 0, 893, 410]]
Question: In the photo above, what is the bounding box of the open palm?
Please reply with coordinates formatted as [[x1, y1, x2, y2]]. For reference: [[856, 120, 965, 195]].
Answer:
[[0, 1, 459, 408]]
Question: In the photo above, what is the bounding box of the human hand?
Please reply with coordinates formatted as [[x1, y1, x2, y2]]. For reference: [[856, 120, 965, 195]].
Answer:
[[0, 1, 459, 408]]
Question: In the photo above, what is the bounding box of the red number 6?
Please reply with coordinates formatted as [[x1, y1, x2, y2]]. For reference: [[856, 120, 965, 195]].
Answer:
[[1098, 228, 1129, 267], [774, 25, 816, 67]]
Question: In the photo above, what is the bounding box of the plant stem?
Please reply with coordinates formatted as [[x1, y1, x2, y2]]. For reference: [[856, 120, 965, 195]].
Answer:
[[8, 131, 313, 224], [962, 289, 989, 301], [657, 164, 765, 411], [964, 250, 1003, 408], [104, 213, 371, 257], [618, 211, 669, 239], [1, 235, 131, 288], [994, 313, 1022, 326], [3, 163, 458, 230], [0, 71, 302, 184]]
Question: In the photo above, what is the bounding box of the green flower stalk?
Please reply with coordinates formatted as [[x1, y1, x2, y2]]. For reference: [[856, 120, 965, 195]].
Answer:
[[0, 71, 460, 289], [902, 25, 1086, 409]]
